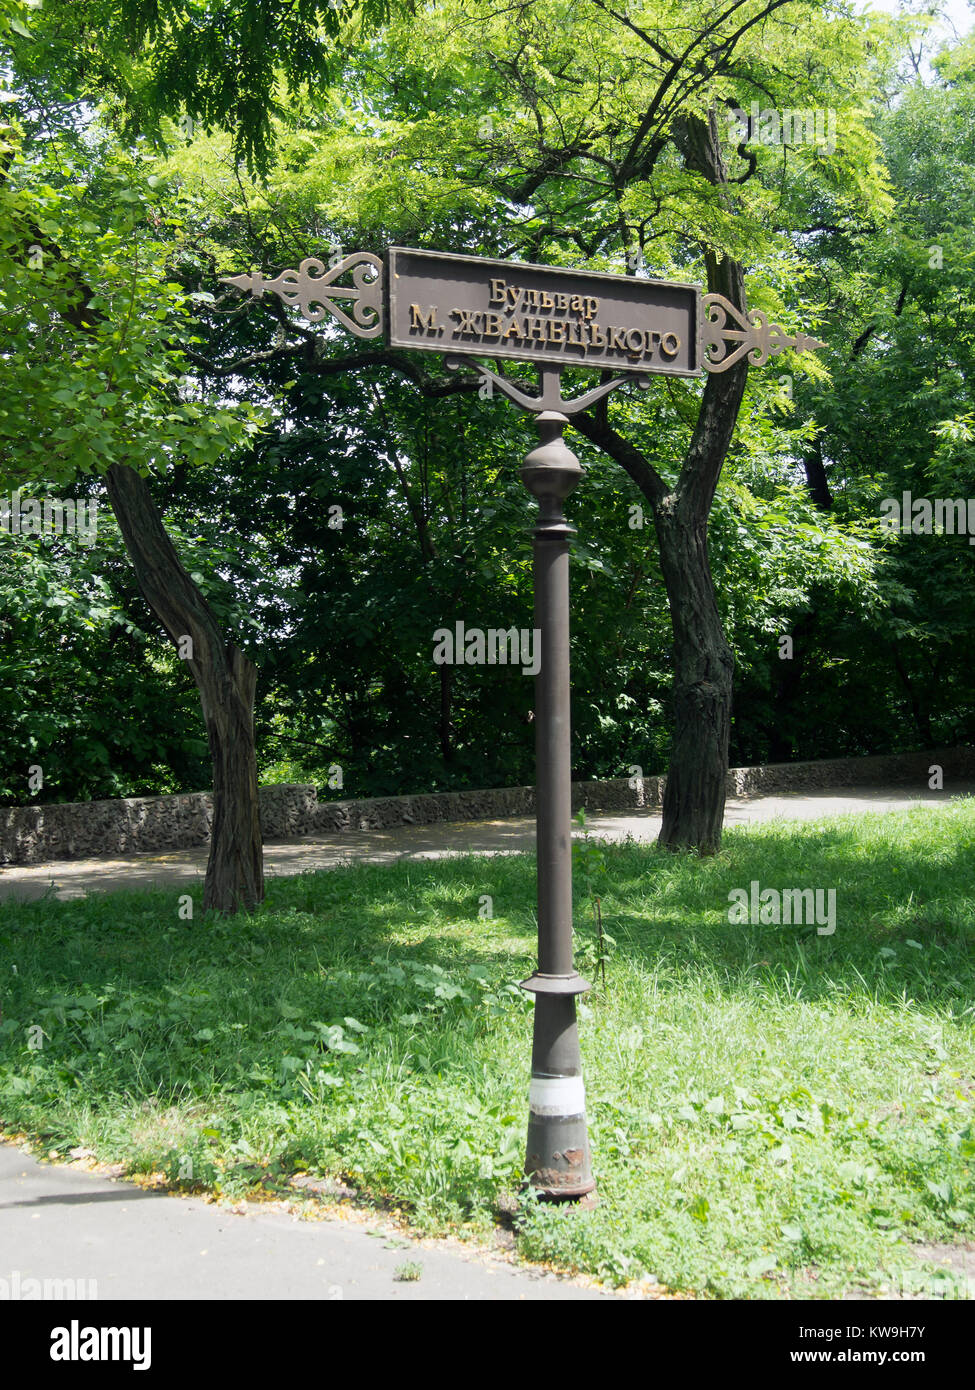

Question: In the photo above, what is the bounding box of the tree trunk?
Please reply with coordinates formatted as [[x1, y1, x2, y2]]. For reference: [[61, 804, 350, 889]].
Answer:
[[104, 463, 264, 913], [654, 257, 746, 849], [804, 438, 833, 510], [4, 200, 264, 911], [655, 115, 750, 849], [438, 663, 453, 763], [653, 507, 733, 854], [200, 644, 263, 911]]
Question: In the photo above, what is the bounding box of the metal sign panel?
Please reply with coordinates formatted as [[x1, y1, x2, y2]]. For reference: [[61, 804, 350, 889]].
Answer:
[[388, 247, 701, 376]]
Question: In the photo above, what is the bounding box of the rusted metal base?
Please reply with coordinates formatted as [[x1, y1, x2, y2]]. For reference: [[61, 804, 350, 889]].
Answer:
[[525, 1114, 596, 1201]]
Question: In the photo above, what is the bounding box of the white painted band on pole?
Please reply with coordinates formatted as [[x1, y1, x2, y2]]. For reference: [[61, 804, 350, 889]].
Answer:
[[529, 1075, 586, 1117]]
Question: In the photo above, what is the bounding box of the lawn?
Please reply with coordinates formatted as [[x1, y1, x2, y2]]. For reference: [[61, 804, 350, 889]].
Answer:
[[1, 801, 974, 1298]]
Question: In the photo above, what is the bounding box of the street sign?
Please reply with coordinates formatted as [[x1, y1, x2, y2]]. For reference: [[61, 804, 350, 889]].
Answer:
[[223, 242, 826, 1205], [387, 247, 701, 376], [224, 248, 824, 390]]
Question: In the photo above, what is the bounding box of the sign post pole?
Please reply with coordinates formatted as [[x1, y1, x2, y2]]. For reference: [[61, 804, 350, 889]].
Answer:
[[519, 409, 595, 1201]]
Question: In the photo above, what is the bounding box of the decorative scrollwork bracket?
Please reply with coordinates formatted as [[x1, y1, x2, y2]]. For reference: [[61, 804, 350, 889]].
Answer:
[[222, 253, 384, 338], [702, 293, 825, 373], [444, 358, 651, 417]]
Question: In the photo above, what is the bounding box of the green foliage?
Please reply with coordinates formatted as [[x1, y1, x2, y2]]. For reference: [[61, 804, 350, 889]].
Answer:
[[0, 512, 212, 803], [0, 129, 258, 484], [7, 0, 398, 173], [761, 32, 975, 761], [1, 1, 973, 804]]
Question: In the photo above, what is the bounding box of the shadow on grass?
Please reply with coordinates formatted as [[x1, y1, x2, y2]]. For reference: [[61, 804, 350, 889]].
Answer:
[[3, 804, 974, 1014]]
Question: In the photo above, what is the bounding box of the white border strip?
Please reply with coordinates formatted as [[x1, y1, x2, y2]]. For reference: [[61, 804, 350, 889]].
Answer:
[[529, 1075, 586, 1117]]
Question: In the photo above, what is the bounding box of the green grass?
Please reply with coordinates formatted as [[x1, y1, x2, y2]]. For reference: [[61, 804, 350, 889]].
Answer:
[[2, 801, 975, 1298]]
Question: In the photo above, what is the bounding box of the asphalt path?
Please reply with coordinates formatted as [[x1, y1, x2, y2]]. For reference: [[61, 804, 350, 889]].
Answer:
[[0, 1141, 608, 1301]]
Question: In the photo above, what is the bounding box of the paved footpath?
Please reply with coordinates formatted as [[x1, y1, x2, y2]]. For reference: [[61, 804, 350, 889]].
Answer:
[[2, 784, 971, 903], [0, 1142, 609, 1300]]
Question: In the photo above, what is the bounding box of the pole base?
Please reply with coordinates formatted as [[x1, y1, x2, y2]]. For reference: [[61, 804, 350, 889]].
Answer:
[[525, 1109, 595, 1200]]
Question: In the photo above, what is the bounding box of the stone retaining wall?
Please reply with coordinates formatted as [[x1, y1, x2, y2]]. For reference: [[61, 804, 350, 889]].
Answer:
[[0, 783, 317, 867], [1, 746, 971, 867]]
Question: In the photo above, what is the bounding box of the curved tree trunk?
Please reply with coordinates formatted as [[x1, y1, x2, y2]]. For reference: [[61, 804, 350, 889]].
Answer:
[[654, 114, 749, 851], [105, 463, 264, 913], [200, 643, 262, 911]]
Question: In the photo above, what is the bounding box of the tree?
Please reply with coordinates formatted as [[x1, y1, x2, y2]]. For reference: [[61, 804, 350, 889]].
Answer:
[[0, 77, 265, 906], [0, 505, 217, 805], [574, 108, 750, 851], [220, 0, 893, 850], [1, 0, 396, 909], [3, 0, 923, 878], [782, 27, 975, 756]]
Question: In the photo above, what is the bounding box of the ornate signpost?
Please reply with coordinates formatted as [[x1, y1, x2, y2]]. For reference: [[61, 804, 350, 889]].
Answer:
[[225, 248, 823, 1203]]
